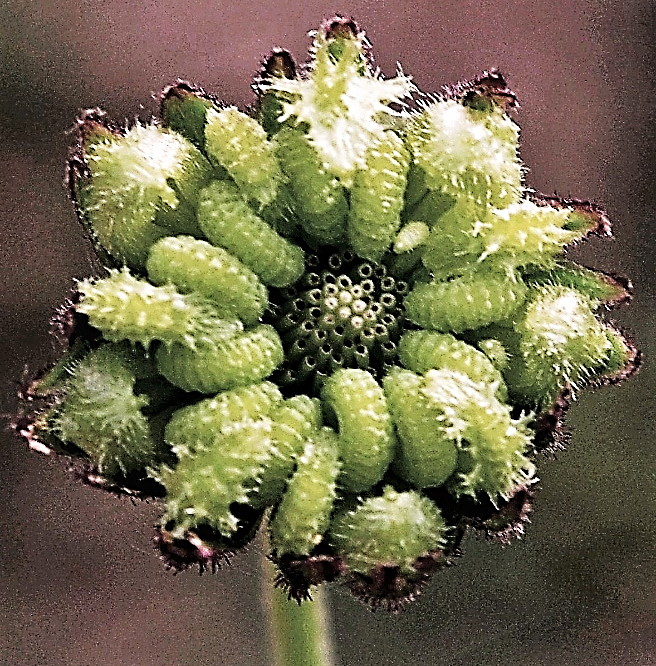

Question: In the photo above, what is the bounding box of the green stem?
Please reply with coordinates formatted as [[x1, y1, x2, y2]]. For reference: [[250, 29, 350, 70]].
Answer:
[[261, 553, 339, 666]]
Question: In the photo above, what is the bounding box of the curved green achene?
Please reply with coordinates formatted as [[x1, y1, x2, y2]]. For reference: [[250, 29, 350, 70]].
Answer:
[[197, 179, 305, 287], [155, 324, 284, 393], [77, 268, 243, 349], [252, 395, 324, 509], [273, 127, 349, 244], [421, 368, 535, 500], [321, 369, 396, 493], [330, 486, 447, 577], [52, 343, 158, 477], [398, 330, 508, 400], [159, 418, 273, 537], [383, 367, 458, 489], [406, 98, 522, 208], [418, 199, 486, 280], [164, 381, 283, 457], [347, 131, 410, 261], [404, 271, 527, 333], [504, 285, 617, 407], [269, 428, 341, 557], [77, 122, 214, 269], [204, 106, 282, 209], [146, 235, 268, 326]]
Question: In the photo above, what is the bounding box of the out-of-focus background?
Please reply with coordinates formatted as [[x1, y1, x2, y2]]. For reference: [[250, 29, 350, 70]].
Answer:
[[1, 1, 654, 664]]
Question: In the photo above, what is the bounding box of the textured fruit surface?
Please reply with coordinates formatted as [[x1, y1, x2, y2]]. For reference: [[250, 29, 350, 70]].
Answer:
[[146, 235, 268, 325], [160, 419, 273, 536], [505, 285, 616, 407], [407, 99, 522, 207], [321, 369, 395, 493], [269, 428, 341, 556], [204, 106, 282, 208], [155, 324, 284, 393], [77, 268, 243, 348], [76, 122, 213, 269], [383, 368, 459, 489], [198, 179, 305, 287], [404, 271, 527, 333], [52, 343, 157, 477], [19, 17, 637, 609], [330, 486, 448, 576]]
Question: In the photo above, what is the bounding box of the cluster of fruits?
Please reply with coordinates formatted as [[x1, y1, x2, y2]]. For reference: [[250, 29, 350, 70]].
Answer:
[[18, 17, 637, 609]]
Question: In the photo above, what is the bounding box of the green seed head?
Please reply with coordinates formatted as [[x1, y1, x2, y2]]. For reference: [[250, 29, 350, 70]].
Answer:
[[19, 17, 639, 608]]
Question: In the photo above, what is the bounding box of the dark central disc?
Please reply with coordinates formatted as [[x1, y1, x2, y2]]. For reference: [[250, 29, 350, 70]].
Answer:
[[267, 249, 408, 396]]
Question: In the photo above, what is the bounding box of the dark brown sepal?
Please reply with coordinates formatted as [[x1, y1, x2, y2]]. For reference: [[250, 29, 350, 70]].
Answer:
[[71, 459, 167, 499], [467, 484, 536, 544], [273, 552, 345, 603], [344, 549, 448, 612], [154, 525, 234, 574], [441, 69, 518, 112], [322, 16, 361, 42], [256, 48, 297, 84], [154, 506, 265, 573]]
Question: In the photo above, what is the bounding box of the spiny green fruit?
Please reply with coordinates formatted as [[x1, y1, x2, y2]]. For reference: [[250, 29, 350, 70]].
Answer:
[[419, 198, 593, 280], [163, 381, 283, 457], [407, 97, 522, 207], [75, 120, 214, 269], [146, 235, 268, 326], [52, 343, 160, 477], [155, 324, 284, 393], [197, 179, 305, 287], [269, 427, 341, 556], [475, 200, 590, 269], [17, 17, 638, 609], [421, 368, 535, 500], [330, 486, 448, 577], [523, 261, 632, 306], [204, 106, 282, 209], [505, 285, 619, 407], [159, 418, 273, 537], [321, 368, 396, 493], [260, 18, 414, 185], [77, 268, 243, 349]]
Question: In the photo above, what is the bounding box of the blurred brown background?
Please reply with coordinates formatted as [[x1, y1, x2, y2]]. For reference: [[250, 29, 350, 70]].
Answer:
[[1, 1, 654, 664]]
